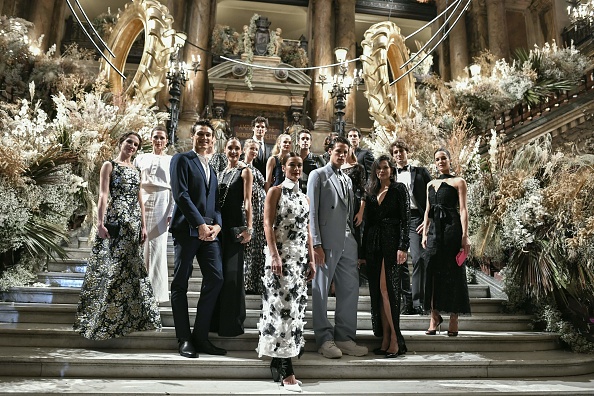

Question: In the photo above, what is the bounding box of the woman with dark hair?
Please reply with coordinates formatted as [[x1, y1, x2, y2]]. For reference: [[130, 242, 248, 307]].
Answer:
[[361, 154, 410, 358], [133, 125, 174, 303], [211, 137, 253, 337], [243, 139, 267, 295], [264, 133, 292, 191], [422, 148, 471, 336], [257, 152, 315, 392], [74, 132, 162, 340]]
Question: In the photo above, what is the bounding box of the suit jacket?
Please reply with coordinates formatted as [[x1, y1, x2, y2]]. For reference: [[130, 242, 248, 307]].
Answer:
[[169, 150, 222, 237], [307, 163, 354, 252], [249, 140, 273, 178], [409, 165, 431, 214], [354, 147, 374, 180]]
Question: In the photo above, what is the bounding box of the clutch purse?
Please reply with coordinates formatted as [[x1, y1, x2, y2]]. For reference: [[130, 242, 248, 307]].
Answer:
[[231, 226, 248, 242], [104, 221, 120, 239], [456, 250, 467, 266]]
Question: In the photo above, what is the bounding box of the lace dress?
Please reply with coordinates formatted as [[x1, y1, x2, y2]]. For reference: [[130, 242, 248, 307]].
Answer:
[[244, 164, 266, 294], [256, 179, 309, 358], [74, 161, 162, 340], [424, 181, 471, 314]]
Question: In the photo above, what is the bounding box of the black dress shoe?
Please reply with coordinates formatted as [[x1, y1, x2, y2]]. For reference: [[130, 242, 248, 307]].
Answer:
[[413, 306, 425, 315], [178, 340, 197, 358], [194, 339, 227, 355]]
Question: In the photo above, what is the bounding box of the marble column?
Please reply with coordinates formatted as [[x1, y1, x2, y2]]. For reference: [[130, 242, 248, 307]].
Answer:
[[335, 0, 356, 129], [181, 0, 212, 122], [28, 0, 64, 52], [448, 0, 469, 79], [485, 0, 510, 60], [157, 0, 187, 110], [434, 0, 450, 82], [466, 0, 489, 61], [310, 0, 334, 132]]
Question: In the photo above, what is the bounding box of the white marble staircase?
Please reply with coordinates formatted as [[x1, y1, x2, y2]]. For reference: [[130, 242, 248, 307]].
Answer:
[[1, 238, 594, 395]]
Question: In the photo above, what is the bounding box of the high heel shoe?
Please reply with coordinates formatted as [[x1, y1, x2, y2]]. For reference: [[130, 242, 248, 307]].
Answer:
[[425, 315, 443, 335], [448, 314, 459, 337], [373, 347, 387, 355], [447, 331, 458, 337]]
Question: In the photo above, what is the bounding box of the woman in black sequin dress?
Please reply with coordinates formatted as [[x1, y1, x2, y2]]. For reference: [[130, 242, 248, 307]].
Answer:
[[362, 155, 410, 358], [422, 148, 471, 337]]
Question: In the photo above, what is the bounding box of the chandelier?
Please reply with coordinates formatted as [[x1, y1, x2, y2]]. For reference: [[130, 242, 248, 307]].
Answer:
[[316, 47, 364, 137], [567, 0, 594, 27]]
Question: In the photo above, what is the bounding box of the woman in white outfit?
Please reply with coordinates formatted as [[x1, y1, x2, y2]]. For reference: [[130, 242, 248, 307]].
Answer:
[[133, 125, 174, 303]]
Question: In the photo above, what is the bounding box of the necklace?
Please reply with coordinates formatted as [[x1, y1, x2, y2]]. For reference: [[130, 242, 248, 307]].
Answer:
[[218, 166, 240, 208]]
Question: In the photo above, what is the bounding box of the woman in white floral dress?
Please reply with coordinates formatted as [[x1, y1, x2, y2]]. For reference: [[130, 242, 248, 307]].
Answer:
[[256, 152, 315, 393]]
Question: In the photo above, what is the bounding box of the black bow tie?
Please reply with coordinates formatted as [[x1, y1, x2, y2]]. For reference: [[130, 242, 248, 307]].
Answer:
[[397, 166, 410, 174]]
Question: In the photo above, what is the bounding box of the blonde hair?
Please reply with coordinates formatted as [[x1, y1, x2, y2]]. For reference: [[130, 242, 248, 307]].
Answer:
[[271, 133, 291, 158]]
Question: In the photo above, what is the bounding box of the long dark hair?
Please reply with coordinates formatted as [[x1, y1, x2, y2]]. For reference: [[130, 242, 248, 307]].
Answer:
[[365, 154, 397, 196]]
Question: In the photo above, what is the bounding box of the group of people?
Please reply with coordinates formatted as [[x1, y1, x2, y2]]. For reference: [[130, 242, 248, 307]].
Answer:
[[72, 116, 471, 393]]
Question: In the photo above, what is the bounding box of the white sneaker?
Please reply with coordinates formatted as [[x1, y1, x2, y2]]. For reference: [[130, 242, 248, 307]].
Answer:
[[318, 340, 343, 359], [283, 382, 302, 393], [335, 340, 368, 356]]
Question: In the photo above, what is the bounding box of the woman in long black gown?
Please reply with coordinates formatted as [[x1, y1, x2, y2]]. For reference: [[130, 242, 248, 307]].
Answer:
[[422, 148, 471, 337], [362, 155, 410, 358], [211, 137, 253, 337]]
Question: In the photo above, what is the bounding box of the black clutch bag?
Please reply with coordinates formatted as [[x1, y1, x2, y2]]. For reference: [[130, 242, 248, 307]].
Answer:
[[104, 222, 120, 239], [230, 226, 247, 242]]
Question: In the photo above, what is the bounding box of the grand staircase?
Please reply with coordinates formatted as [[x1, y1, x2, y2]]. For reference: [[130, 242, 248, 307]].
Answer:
[[1, 237, 594, 395]]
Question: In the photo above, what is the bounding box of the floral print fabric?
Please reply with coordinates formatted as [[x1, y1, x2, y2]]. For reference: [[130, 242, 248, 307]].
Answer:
[[73, 161, 162, 340], [256, 181, 309, 358]]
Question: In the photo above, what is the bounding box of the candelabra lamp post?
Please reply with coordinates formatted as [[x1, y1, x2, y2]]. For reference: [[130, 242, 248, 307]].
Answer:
[[166, 43, 200, 145], [317, 47, 363, 137]]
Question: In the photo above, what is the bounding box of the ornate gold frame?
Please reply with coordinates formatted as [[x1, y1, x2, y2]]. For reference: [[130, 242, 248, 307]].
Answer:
[[100, 0, 181, 105], [361, 21, 415, 127]]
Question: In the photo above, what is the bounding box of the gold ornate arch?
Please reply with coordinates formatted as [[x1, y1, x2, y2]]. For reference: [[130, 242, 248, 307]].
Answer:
[[361, 21, 415, 126], [100, 0, 182, 106]]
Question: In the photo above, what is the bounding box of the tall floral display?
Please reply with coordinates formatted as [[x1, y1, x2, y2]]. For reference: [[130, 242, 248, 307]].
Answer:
[[0, 17, 166, 288]]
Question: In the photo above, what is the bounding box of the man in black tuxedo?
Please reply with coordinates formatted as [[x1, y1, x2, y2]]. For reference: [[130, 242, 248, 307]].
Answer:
[[347, 127, 374, 180], [298, 129, 326, 194], [169, 120, 226, 358], [249, 116, 273, 177], [391, 139, 432, 315]]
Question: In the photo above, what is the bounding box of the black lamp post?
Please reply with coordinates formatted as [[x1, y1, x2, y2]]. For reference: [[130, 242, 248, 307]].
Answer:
[[317, 47, 363, 137], [166, 43, 200, 145]]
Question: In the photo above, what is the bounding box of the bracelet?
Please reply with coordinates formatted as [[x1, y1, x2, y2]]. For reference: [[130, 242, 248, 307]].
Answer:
[[313, 244, 322, 249], [247, 227, 253, 236]]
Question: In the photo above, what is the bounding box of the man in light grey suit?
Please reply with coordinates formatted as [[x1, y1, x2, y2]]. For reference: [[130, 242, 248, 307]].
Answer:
[[307, 136, 368, 359]]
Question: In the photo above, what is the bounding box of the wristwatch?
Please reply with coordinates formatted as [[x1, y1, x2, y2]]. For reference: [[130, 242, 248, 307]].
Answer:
[[313, 244, 322, 249], [247, 227, 253, 236]]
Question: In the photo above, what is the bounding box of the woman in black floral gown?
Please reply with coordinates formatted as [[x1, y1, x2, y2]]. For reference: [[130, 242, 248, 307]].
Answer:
[[256, 152, 315, 393], [74, 132, 162, 340], [422, 148, 471, 337], [243, 139, 267, 295], [362, 155, 410, 358]]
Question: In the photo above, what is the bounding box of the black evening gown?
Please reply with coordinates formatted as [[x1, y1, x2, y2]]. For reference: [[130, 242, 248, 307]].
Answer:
[[211, 166, 248, 336], [424, 181, 471, 314], [362, 181, 410, 351]]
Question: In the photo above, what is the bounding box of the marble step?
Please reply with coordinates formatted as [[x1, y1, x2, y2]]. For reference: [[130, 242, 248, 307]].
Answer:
[[0, 302, 532, 331], [0, 323, 561, 352], [34, 272, 492, 298], [1, 347, 592, 380], [0, 287, 504, 314], [3, 376, 594, 395]]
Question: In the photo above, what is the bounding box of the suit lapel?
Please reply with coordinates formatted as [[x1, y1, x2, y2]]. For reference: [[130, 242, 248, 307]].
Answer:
[[326, 167, 347, 204]]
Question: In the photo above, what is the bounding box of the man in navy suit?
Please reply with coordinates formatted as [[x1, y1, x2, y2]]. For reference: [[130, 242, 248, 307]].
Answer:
[[169, 120, 226, 358], [391, 139, 432, 315], [249, 116, 273, 178]]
